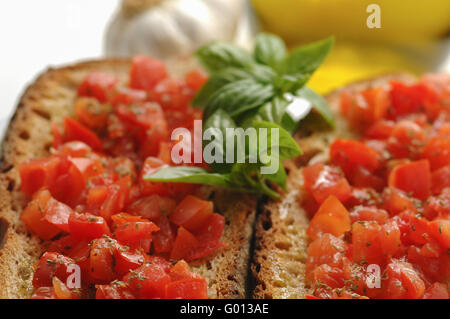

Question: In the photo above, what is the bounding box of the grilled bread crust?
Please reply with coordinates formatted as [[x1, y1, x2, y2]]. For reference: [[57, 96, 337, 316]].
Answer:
[[0, 58, 256, 299], [251, 74, 416, 299]]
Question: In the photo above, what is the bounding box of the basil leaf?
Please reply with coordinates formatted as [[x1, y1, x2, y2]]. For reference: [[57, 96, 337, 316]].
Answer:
[[254, 33, 287, 69], [193, 65, 276, 109], [145, 166, 233, 188], [195, 42, 254, 73], [240, 96, 290, 128], [296, 86, 335, 128], [230, 161, 281, 199], [203, 79, 274, 120], [264, 160, 287, 190], [193, 68, 251, 109], [281, 37, 334, 76], [274, 73, 310, 94], [203, 109, 236, 173], [253, 121, 302, 161]]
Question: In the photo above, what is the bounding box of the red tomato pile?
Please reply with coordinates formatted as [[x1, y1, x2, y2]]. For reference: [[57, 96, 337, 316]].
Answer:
[[19, 56, 220, 299], [303, 74, 450, 299]]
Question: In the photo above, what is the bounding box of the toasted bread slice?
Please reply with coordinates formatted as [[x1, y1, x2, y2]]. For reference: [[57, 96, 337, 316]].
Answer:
[[0, 58, 256, 299], [251, 74, 416, 299]]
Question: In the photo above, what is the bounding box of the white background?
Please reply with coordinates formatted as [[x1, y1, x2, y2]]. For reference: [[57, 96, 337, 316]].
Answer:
[[0, 0, 120, 136]]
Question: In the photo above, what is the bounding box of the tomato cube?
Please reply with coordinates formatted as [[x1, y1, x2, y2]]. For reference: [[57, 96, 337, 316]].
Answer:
[[170, 195, 213, 233], [130, 56, 168, 91], [302, 163, 351, 205], [307, 196, 351, 241], [388, 160, 431, 200]]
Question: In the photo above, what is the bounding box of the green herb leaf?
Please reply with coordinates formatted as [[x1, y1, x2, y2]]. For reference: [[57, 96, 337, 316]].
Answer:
[[253, 121, 303, 161], [281, 37, 334, 76], [296, 86, 335, 128], [195, 42, 254, 73], [240, 96, 290, 128], [254, 33, 287, 69], [203, 79, 274, 119], [193, 65, 276, 109], [203, 109, 236, 173], [145, 166, 233, 188]]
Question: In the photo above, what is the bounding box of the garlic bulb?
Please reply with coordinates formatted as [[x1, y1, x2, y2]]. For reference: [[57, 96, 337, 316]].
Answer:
[[105, 0, 258, 59]]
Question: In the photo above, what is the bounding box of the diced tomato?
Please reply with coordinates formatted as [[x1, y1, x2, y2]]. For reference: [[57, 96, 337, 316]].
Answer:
[[111, 87, 146, 107], [330, 139, 380, 178], [305, 234, 347, 283], [58, 141, 92, 158], [382, 187, 417, 216], [301, 191, 320, 218], [423, 282, 449, 299], [365, 120, 395, 139], [388, 160, 431, 200], [423, 190, 450, 220], [78, 72, 118, 103], [431, 165, 450, 194], [165, 278, 208, 299], [51, 122, 64, 150], [86, 185, 108, 212], [96, 282, 135, 299], [350, 165, 385, 192], [53, 276, 81, 299], [387, 120, 426, 159], [70, 157, 104, 182], [130, 56, 168, 91], [21, 190, 63, 240], [19, 156, 60, 196], [116, 102, 167, 131], [170, 195, 213, 233], [352, 221, 385, 265], [382, 259, 426, 299], [139, 157, 170, 196], [307, 196, 351, 241], [340, 88, 389, 131], [89, 237, 117, 282], [302, 163, 352, 205], [312, 264, 345, 289], [349, 206, 389, 225], [168, 260, 196, 282], [113, 245, 146, 276], [68, 212, 110, 241], [183, 213, 225, 261], [74, 98, 110, 130], [112, 213, 159, 252], [31, 287, 57, 299], [152, 214, 175, 253], [170, 227, 199, 260], [150, 78, 194, 110], [361, 87, 390, 122], [123, 262, 171, 299], [389, 81, 429, 118], [184, 68, 208, 91], [429, 219, 450, 250], [32, 252, 75, 288], [422, 137, 450, 171], [126, 195, 176, 221], [64, 117, 103, 151], [100, 176, 131, 221], [42, 195, 73, 233], [345, 187, 381, 209]]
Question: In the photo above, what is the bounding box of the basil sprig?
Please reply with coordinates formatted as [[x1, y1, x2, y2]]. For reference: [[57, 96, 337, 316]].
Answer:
[[146, 33, 334, 199]]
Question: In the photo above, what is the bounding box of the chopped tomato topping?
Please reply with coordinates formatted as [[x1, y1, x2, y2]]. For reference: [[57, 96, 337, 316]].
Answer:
[[77, 72, 118, 103], [307, 196, 351, 241], [129, 56, 168, 91], [307, 74, 450, 299]]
